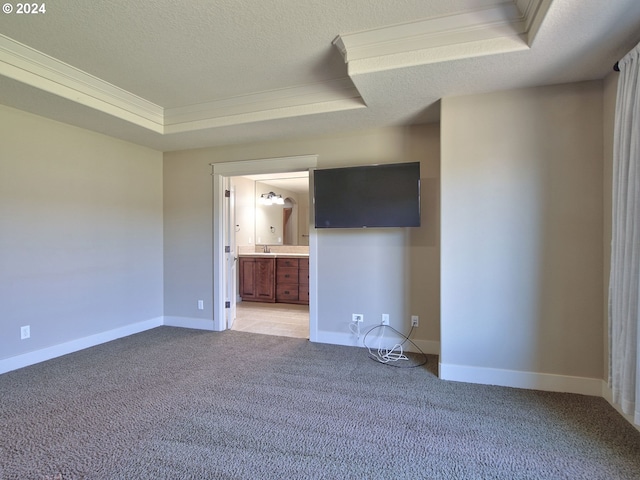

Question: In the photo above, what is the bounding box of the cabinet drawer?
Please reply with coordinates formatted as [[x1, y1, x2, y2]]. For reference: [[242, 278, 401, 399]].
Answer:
[[277, 284, 299, 301], [277, 258, 299, 269], [277, 267, 298, 284]]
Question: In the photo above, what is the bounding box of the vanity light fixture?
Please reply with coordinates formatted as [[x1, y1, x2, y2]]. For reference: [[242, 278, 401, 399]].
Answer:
[[259, 191, 285, 205]]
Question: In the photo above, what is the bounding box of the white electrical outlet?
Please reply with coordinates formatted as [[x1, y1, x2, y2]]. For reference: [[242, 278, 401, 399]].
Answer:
[[198, 300, 204, 310], [352, 313, 363, 323], [382, 313, 390, 325], [411, 315, 419, 327], [21, 325, 30, 339]]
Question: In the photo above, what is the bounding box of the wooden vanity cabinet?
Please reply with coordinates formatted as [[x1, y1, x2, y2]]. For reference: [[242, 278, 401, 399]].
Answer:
[[239, 255, 309, 305], [239, 256, 275, 302]]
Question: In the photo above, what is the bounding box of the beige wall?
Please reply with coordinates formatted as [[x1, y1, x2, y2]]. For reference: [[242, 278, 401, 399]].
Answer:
[[0, 75, 615, 388], [163, 151, 214, 320], [441, 81, 604, 380], [163, 125, 440, 348], [0, 105, 163, 361]]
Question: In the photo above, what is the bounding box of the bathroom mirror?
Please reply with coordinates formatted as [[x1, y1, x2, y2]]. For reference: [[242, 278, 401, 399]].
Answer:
[[254, 174, 309, 246]]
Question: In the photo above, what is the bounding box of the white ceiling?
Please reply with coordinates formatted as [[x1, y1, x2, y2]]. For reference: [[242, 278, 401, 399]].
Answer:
[[1, 0, 640, 152]]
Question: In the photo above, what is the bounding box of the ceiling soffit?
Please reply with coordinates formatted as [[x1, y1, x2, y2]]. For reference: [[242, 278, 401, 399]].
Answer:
[[0, 0, 552, 136], [163, 78, 365, 134], [333, 0, 552, 75]]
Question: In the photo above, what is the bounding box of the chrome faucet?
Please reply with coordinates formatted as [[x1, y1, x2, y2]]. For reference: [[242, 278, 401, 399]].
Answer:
[[263, 244, 270, 253]]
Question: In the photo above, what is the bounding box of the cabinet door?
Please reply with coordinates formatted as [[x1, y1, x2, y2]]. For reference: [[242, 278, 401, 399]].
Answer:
[[239, 258, 256, 299], [255, 258, 275, 302], [298, 267, 309, 286], [298, 285, 309, 304], [298, 260, 309, 305]]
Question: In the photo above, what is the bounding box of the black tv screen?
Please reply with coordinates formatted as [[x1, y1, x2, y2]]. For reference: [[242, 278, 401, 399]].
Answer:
[[313, 162, 420, 228]]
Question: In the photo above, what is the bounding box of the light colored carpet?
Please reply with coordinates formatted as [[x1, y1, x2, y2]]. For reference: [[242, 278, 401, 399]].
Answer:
[[1, 327, 640, 479]]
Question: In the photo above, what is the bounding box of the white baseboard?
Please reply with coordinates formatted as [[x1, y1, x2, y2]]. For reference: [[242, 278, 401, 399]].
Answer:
[[0, 317, 163, 375], [439, 362, 603, 396], [162, 316, 215, 331], [314, 329, 440, 355], [8, 318, 629, 423]]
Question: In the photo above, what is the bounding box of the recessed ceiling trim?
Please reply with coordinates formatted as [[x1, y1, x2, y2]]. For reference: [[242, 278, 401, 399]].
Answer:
[[165, 78, 363, 124], [334, 3, 524, 61], [0, 33, 367, 135], [346, 35, 529, 76], [164, 97, 366, 134], [333, 0, 552, 75], [0, 34, 165, 132], [519, 0, 553, 44]]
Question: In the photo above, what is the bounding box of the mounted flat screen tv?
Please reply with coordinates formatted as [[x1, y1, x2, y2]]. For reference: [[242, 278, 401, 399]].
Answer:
[[313, 162, 420, 228]]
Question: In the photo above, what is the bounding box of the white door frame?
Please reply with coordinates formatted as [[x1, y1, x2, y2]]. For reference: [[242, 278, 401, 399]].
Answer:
[[211, 155, 318, 338], [223, 179, 237, 329]]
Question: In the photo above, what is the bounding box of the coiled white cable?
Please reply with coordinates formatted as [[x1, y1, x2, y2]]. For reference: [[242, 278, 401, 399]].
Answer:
[[362, 324, 428, 368]]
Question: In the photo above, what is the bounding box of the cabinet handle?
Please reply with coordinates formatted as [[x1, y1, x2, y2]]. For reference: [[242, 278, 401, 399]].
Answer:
[[284, 290, 290, 294], [285, 274, 290, 278]]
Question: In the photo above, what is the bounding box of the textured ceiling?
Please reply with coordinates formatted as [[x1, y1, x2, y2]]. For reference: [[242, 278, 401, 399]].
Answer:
[[1, 0, 640, 151]]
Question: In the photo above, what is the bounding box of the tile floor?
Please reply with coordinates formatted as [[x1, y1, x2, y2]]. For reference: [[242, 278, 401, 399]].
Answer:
[[231, 301, 309, 339]]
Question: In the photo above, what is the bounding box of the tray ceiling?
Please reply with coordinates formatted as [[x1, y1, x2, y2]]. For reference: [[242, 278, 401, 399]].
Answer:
[[1, 0, 640, 151]]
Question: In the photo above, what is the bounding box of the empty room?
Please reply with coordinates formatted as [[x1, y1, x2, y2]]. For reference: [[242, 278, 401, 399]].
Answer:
[[2, 1, 640, 478]]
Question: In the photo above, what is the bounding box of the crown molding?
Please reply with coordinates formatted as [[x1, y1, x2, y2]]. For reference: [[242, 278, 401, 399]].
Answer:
[[333, 0, 552, 75], [0, 34, 366, 135], [164, 78, 365, 134], [518, 0, 553, 45], [0, 34, 165, 132]]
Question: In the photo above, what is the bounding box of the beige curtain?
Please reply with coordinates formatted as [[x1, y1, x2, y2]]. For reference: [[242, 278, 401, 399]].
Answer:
[[609, 41, 640, 426]]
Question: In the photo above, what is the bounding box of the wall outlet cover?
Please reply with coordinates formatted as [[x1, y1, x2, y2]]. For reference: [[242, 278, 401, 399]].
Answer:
[[20, 325, 30, 339]]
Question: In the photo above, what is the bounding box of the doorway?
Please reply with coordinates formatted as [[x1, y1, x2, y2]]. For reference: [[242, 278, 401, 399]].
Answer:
[[211, 155, 318, 340], [229, 172, 309, 339]]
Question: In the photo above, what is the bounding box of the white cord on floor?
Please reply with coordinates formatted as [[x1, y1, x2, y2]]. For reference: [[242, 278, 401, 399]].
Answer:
[[364, 325, 410, 365], [352, 322, 428, 368]]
